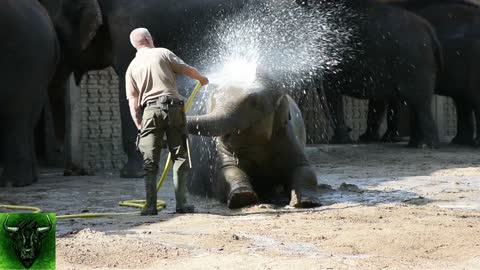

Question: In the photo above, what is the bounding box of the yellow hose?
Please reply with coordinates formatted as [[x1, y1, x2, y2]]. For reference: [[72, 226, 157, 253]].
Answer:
[[1, 82, 203, 219], [0, 205, 42, 213]]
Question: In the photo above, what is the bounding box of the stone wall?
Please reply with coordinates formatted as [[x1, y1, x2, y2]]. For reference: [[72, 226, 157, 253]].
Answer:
[[343, 97, 370, 140], [79, 68, 125, 171], [444, 97, 458, 139]]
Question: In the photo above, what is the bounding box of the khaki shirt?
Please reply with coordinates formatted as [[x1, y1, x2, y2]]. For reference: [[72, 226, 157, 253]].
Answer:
[[125, 48, 190, 106]]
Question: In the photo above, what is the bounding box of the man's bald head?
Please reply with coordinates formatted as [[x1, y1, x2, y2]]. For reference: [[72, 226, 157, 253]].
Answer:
[[130, 28, 154, 49]]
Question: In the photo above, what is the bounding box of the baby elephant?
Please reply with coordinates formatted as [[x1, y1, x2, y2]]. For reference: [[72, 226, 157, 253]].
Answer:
[[187, 77, 321, 209]]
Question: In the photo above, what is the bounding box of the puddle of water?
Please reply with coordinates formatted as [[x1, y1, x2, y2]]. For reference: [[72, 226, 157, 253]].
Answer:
[[315, 173, 480, 210]]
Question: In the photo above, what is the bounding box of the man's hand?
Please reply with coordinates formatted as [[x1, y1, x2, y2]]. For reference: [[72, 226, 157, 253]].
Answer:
[[183, 66, 209, 86], [134, 112, 142, 131], [199, 76, 209, 86]]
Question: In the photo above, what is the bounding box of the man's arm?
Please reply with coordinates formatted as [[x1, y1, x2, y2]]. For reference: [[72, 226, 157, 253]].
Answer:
[[125, 68, 142, 130], [129, 97, 142, 130], [181, 66, 209, 85], [166, 50, 208, 85]]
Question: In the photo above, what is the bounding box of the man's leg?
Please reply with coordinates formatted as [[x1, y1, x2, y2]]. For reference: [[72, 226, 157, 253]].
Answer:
[[137, 108, 164, 216], [166, 105, 194, 213], [172, 153, 194, 213]]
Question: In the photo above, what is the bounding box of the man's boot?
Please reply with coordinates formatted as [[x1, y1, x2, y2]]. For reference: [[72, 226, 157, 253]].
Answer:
[[174, 165, 195, 214], [141, 175, 158, 215]]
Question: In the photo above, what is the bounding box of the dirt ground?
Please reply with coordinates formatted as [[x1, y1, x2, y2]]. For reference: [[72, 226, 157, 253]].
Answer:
[[2, 143, 480, 270]]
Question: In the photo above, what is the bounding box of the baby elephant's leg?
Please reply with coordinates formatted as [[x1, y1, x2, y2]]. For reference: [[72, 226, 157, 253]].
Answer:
[[218, 166, 258, 209], [288, 166, 321, 208]]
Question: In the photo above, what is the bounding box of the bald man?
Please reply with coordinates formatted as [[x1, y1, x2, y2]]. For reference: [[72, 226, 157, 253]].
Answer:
[[126, 28, 208, 215]]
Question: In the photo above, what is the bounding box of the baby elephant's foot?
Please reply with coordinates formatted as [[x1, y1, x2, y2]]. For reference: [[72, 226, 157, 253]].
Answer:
[[227, 187, 259, 209], [290, 192, 321, 208]]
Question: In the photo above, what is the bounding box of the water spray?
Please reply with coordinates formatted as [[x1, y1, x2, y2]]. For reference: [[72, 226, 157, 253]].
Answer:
[[198, 0, 355, 88]]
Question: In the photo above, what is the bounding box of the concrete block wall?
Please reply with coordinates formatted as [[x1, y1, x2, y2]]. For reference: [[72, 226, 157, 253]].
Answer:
[[79, 68, 126, 171], [343, 97, 370, 140], [443, 97, 458, 138]]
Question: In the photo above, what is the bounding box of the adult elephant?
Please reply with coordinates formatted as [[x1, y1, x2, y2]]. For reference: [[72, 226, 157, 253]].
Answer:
[[39, 0, 248, 178], [364, 1, 480, 146], [0, 0, 59, 186], [307, 0, 441, 148], [186, 75, 321, 209]]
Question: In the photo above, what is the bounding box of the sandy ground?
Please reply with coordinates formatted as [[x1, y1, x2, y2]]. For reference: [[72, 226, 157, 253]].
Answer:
[[1, 143, 480, 270]]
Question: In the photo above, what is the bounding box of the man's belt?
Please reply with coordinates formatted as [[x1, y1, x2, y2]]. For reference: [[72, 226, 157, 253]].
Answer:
[[145, 96, 184, 107]]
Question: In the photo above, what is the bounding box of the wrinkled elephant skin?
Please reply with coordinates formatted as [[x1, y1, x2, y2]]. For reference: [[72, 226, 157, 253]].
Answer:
[[365, 1, 480, 146], [314, 0, 441, 148], [0, 1, 59, 187]]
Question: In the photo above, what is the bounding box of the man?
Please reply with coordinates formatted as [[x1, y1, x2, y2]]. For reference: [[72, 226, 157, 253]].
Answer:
[[126, 28, 209, 215]]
